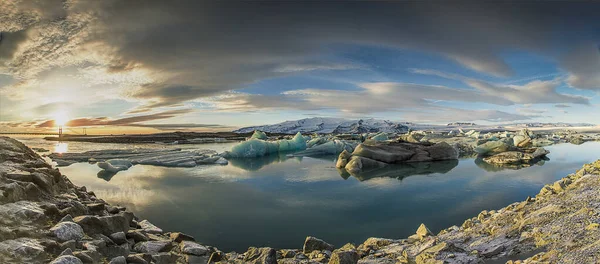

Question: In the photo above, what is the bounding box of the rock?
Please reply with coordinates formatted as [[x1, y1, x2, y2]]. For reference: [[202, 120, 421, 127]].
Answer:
[[107, 206, 120, 214], [50, 222, 85, 242], [530, 147, 550, 158], [569, 136, 585, 145], [474, 141, 510, 155], [50, 255, 84, 264], [60, 248, 74, 256], [280, 249, 297, 258], [362, 238, 395, 249], [416, 223, 433, 239], [74, 215, 128, 236], [303, 236, 334, 254], [186, 254, 210, 264], [109, 256, 127, 264], [138, 220, 163, 234], [133, 241, 172, 253], [483, 151, 529, 165], [110, 232, 128, 245], [329, 250, 359, 264], [126, 253, 152, 264], [127, 230, 149, 242], [481, 245, 504, 257], [243, 247, 277, 264], [86, 203, 105, 211], [60, 240, 77, 251], [169, 232, 195, 242], [60, 214, 74, 223], [151, 252, 179, 264], [180, 241, 209, 256], [73, 251, 96, 263]]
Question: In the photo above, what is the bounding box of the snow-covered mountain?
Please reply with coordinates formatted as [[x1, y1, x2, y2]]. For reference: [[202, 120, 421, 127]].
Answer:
[[234, 118, 410, 134]]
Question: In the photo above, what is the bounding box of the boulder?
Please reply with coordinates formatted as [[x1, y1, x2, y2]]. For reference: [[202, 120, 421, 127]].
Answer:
[[138, 220, 163, 234], [483, 151, 530, 165], [180, 241, 208, 256], [50, 255, 84, 264], [243, 247, 277, 264], [474, 141, 510, 155], [108, 256, 127, 264], [416, 223, 433, 239], [169, 232, 195, 242], [328, 250, 359, 264], [303, 236, 334, 254], [110, 232, 128, 245], [133, 241, 172, 253], [73, 215, 129, 236], [50, 222, 85, 242]]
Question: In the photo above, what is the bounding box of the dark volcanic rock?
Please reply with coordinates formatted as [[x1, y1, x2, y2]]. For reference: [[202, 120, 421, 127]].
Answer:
[[303, 236, 334, 254]]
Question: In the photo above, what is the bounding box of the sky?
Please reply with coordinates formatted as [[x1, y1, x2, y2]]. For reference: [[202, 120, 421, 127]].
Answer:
[[1, 0, 599, 134]]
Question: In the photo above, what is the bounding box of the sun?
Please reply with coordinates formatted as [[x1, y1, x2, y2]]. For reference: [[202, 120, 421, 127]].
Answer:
[[54, 111, 69, 126]]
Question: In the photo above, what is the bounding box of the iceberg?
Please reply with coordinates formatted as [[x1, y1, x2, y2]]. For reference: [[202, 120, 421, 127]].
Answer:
[[222, 132, 307, 158], [49, 148, 228, 174], [97, 159, 133, 172], [250, 130, 268, 140], [289, 140, 357, 156], [370, 132, 389, 141]]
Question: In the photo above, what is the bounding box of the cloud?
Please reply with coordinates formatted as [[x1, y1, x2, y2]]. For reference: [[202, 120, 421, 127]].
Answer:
[[403, 108, 533, 123], [35, 109, 194, 128], [554, 104, 571, 108], [561, 43, 600, 90], [516, 108, 547, 114], [413, 69, 590, 105], [2, 0, 598, 112]]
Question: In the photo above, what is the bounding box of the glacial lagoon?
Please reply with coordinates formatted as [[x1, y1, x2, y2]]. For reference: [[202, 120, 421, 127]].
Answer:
[[16, 136, 600, 252]]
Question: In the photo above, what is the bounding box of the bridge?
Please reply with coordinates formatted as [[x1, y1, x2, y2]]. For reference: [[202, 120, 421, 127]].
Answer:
[[0, 127, 88, 136], [0, 132, 62, 135]]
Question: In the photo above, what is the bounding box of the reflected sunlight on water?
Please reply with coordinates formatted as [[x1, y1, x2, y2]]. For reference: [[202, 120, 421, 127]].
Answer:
[[54, 142, 68, 153]]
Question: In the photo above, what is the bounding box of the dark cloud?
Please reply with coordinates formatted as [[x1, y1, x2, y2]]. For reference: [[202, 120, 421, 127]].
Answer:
[[35, 109, 193, 128], [131, 123, 234, 131], [3, 1, 599, 113]]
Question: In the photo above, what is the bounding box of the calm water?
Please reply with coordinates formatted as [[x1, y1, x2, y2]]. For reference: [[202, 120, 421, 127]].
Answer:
[[13, 136, 600, 252]]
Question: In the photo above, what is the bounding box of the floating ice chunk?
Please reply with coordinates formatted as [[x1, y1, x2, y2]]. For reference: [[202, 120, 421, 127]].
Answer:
[[97, 159, 133, 172], [370, 132, 389, 141], [50, 148, 227, 172], [307, 137, 328, 148], [251, 130, 268, 140], [290, 140, 357, 156], [223, 132, 307, 158]]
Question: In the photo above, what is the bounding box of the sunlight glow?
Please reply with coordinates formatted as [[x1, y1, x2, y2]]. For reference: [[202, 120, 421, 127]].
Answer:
[[54, 111, 69, 126]]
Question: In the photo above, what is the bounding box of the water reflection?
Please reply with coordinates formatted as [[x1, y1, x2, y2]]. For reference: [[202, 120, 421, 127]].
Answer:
[[97, 170, 118, 181], [474, 157, 549, 172], [227, 153, 335, 171], [342, 160, 459, 181], [39, 141, 600, 252]]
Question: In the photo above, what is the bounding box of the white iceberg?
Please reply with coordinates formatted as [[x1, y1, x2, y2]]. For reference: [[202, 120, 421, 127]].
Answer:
[[289, 140, 357, 156], [370, 132, 389, 141], [250, 130, 268, 140], [222, 132, 307, 158], [97, 159, 133, 172], [49, 148, 228, 174]]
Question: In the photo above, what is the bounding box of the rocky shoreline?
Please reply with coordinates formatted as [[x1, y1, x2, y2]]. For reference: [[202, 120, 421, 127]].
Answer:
[[1, 136, 599, 263]]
